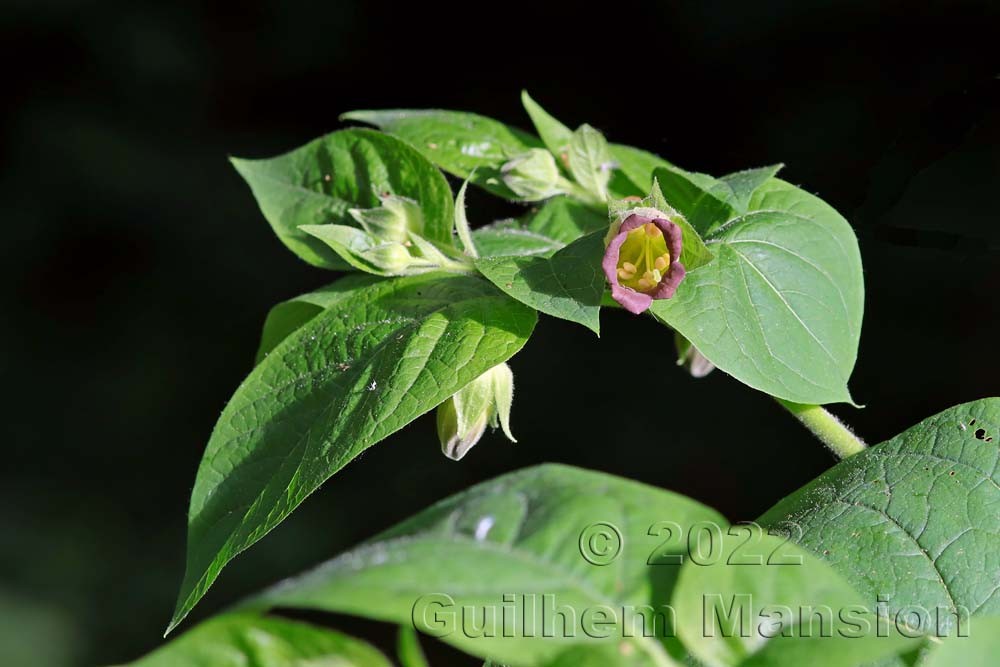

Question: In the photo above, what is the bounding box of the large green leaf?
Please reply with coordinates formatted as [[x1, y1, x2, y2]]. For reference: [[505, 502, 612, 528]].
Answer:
[[170, 273, 537, 632], [117, 613, 391, 667], [649, 177, 863, 405], [246, 464, 726, 666], [673, 535, 917, 667], [232, 128, 454, 269], [342, 109, 544, 199], [476, 231, 606, 334], [759, 398, 1000, 634]]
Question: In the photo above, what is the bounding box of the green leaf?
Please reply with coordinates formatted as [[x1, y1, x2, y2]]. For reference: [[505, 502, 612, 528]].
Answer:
[[246, 463, 726, 666], [674, 535, 918, 667], [524, 196, 607, 246], [255, 275, 382, 364], [117, 613, 391, 667], [607, 144, 676, 197], [654, 165, 785, 236], [469, 197, 607, 260], [232, 128, 454, 269], [476, 230, 606, 334], [170, 273, 537, 633], [397, 625, 430, 667], [922, 617, 1000, 666], [649, 177, 863, 405], [342, 109, 544, 199], [653, 167, 736, 236], [568, 124, 612, 201], [472, 220, 565, 258], [521, 90, 573, 158], [719, 165, 785, 213], [759, 398, 1000, 634]]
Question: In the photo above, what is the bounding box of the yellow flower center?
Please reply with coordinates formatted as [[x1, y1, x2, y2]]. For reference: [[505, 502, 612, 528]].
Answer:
[[616, 222, 671, 293]]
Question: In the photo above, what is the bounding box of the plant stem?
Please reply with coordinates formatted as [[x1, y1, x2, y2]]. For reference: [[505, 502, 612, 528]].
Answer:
[[776, 399, 866, 459], [557, 177, 604, 207]]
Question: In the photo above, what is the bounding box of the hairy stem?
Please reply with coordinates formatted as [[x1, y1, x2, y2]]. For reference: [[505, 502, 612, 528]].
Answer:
[[557, 176, 604, 207], [777, 399, 866, 459]]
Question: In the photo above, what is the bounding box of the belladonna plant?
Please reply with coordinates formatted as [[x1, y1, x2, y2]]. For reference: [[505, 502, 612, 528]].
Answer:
[[117, 92, 999, 667]]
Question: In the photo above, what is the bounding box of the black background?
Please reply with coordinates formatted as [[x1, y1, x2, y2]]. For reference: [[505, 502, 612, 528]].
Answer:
[[2, 1, 999, 665]]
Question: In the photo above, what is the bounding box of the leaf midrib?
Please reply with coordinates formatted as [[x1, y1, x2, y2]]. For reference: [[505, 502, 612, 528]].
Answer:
[[218, 316, 421, 446], [729, 245, 841, 372]]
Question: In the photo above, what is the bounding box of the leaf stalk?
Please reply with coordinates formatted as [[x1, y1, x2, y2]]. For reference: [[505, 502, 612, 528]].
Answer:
[[777, 399, 866, 459]]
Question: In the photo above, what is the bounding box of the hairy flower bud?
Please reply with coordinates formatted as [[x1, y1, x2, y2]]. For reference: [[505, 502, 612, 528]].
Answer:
[[602, 209, 686, 315], [348, 194, 425, 244], [500, 149, 562, 201], [437, 363, 516, 461], [675, 333, 716, 378], [364, 242, 417, 273]]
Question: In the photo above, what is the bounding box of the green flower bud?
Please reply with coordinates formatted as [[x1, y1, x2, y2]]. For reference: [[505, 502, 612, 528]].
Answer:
[[363, 242, 416, 273], [437, 363, 516, 461], [349, 194, 425, 244], [501, 149, 562, 201]]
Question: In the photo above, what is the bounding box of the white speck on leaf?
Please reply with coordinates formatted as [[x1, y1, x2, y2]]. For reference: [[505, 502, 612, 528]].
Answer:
[[474, 516, 495, 541], [461, 142, 491, 157]]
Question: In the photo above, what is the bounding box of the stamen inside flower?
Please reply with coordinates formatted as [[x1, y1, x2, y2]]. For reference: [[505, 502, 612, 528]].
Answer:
[[616, 222, 672, 294]]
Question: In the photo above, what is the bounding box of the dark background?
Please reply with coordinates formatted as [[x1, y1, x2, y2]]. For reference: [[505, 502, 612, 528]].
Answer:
[[2, 1, 998, 665]]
